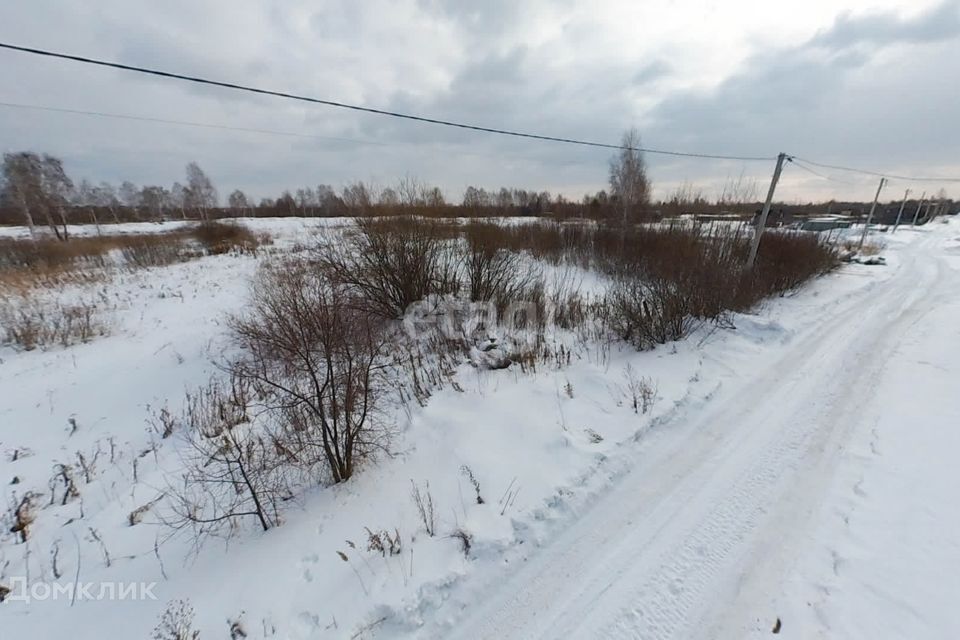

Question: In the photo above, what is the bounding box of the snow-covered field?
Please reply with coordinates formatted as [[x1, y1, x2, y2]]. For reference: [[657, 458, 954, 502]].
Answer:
[[1, 217, 957, 639]]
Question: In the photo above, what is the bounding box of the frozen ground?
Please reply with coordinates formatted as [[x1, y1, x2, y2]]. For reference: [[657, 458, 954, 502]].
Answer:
[[1, 218, 957, 639]]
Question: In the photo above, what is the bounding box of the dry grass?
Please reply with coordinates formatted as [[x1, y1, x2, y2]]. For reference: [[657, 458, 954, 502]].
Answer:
[[0, 222, 264, 291], [0, 297, 107, 351]]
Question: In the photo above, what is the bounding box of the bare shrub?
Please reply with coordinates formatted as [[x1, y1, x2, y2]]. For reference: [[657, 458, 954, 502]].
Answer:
[[463, 220, 540, 313], [410, 480, 436, 537], [449, 221, 836, 349], [229, 262, 392, 483], [745, 230, 838, 301], [605, 274, 699, 349], [623, 364, 658, 414], [191, 220, 261, 255], [315, 216, 460, 318], [164, 375, 286, 538], [152, 599, 200, 640]]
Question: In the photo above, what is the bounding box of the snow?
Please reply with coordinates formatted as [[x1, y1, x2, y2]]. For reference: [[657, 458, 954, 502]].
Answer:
[[1, 218, 957, 639]]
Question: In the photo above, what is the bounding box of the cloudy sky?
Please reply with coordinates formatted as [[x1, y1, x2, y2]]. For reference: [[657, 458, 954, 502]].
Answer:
[[1, 0, 958, 203]]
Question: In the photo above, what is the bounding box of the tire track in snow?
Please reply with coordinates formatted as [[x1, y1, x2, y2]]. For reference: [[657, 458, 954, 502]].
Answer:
[[418, 233, 944, 640]]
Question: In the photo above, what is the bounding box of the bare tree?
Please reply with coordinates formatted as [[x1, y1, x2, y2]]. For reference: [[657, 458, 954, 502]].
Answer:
[[75, 179, 102, 233], [609, 128, 651, 224], [170, 182, 188, 219], [40, 154, 74, 239], [341, 181, 373, 212], [119, 180, 140, 210], [424, 186, 445, 207], [1, 152, 74, 240], [397, 175, 425, 207], [717, 170, 758, 213], [462, 186, 491, 211], [140, 185, 169, 220], [294, 187, 316, 215], [94, 182, 122, 224], [378, 187, 399, 207], [2, 152, 41, 237], [496, 187, 513, 212], [228, 189, 251, 217], [185, 162, 218, 220], [315, 184, 339, 216]]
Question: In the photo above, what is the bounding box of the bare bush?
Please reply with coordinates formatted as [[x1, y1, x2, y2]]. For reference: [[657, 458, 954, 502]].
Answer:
[[623, 364, 658, 414], [229, 262, 392, 483], [164, 375, 286, 538], [463, 221, 540, 312], [315, 216, 460, 318], [191, 220, 262, 255], [605, 274, 699, 349]]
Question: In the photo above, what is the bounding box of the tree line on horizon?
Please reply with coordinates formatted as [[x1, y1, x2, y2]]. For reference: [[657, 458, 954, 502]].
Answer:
[[5, 129, 941, 236]]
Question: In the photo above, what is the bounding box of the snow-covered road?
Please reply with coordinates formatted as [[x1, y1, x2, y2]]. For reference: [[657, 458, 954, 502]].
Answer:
[[419, 224, 960, 640]]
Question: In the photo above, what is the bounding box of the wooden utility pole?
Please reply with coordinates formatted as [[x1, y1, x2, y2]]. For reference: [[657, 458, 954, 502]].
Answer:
[[858, 177, 886, 251], [892, 189, 910, 233], [747, 152, 787, 268]]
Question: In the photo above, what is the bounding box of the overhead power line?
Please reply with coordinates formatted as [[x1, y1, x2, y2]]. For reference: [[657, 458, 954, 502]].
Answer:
[[0, 100, 602, 168], [0, 41, 773, 162], [787, 157, 854, 185], [2, 42, 958, 183], [790, 155, 960, 184], [0, 100, 391, 147]]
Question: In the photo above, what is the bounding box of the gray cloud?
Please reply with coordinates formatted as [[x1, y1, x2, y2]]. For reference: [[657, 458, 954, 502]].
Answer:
[[0, 0, 957, 203], [811, 0, 960, 50], [645, 0, 960, 197]]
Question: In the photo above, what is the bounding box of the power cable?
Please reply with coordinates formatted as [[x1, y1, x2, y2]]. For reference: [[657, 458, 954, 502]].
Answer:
[[0, 42, 775, 162], [3, 42, 957, 183], [0, 100, 600, 168], [787, 157, 854, 185], [0, 100, 391, 147], [790, 155, 960, 184]]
